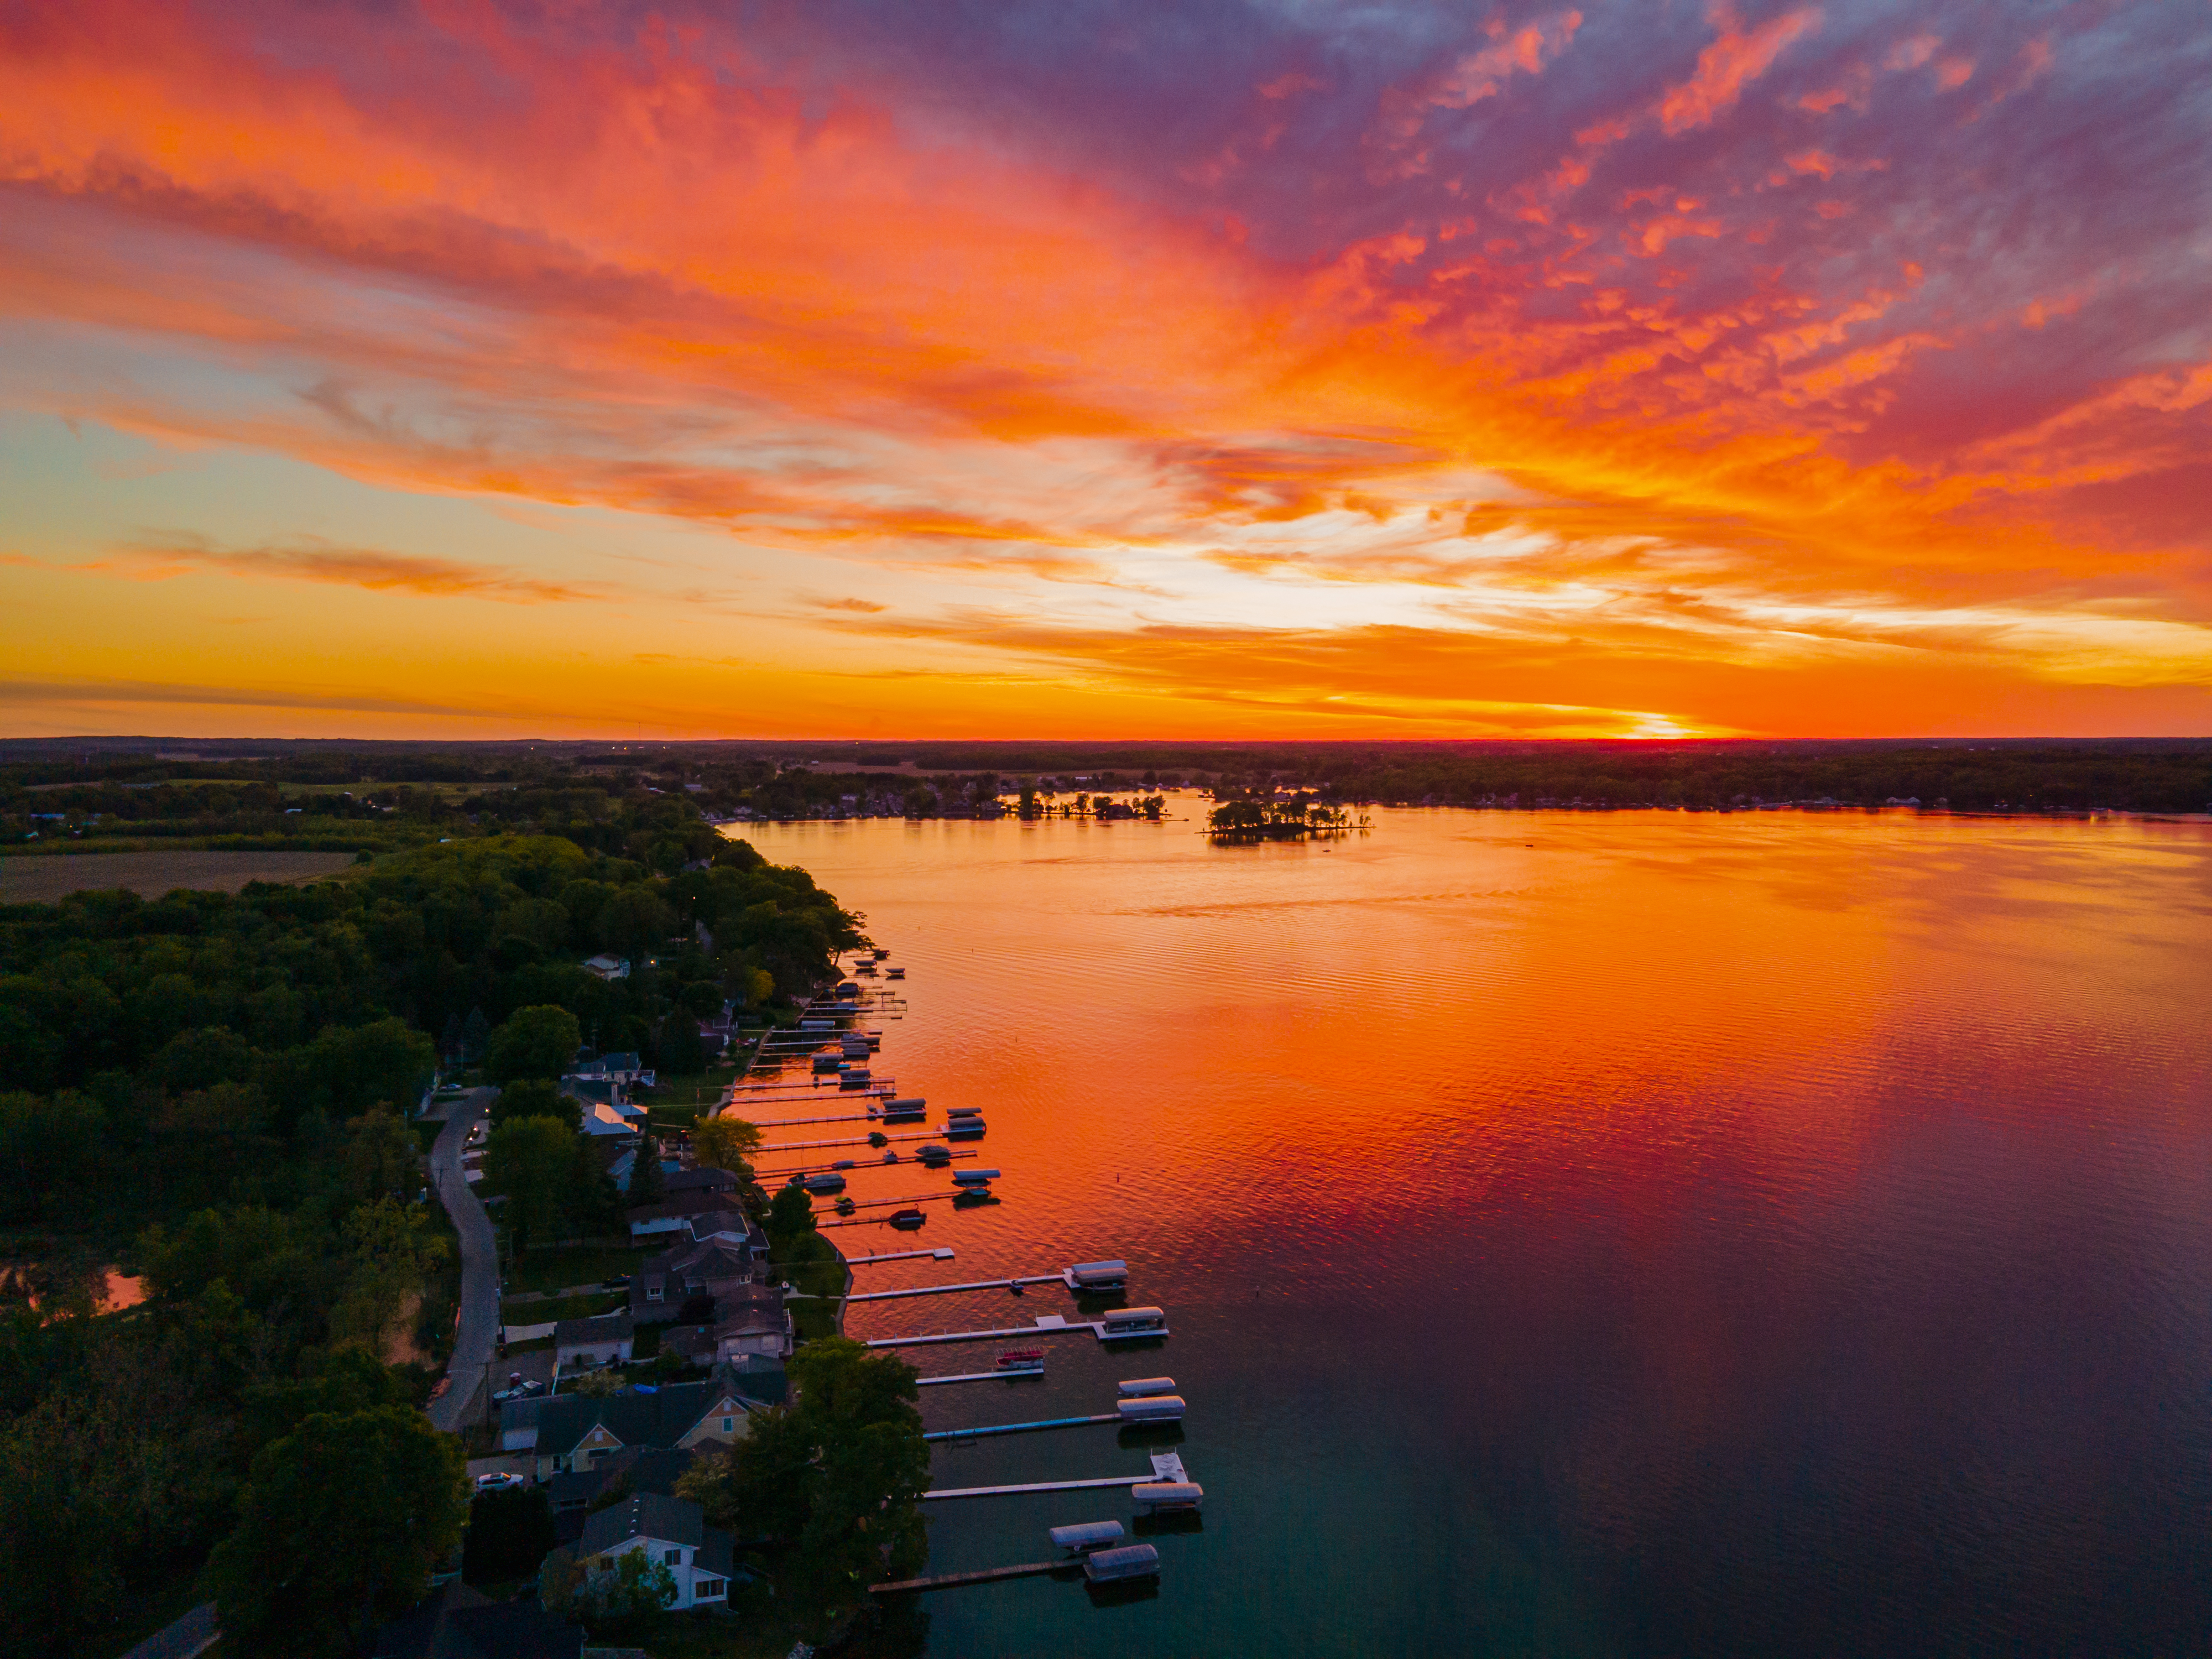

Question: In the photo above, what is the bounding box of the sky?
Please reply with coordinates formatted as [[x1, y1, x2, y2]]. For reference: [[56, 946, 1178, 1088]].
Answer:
[[2, 0, 2208, 741]]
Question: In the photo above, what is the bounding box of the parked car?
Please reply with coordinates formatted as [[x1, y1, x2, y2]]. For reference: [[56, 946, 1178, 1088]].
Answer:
[[473, 1472, 523, 1492], [601, 1275, 631, 1288]]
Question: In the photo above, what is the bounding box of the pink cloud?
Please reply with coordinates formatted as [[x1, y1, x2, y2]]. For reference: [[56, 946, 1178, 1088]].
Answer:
[[1660, 5, 1823, 135]]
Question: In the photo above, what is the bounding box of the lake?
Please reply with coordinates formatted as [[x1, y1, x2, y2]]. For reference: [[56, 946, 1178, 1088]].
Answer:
[[727, 805, 2212, 1657]]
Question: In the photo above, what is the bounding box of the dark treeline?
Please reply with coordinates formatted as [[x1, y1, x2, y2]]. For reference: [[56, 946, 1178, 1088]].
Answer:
[[0, 786, 859, 1657], [9, 739, 2203, 833]]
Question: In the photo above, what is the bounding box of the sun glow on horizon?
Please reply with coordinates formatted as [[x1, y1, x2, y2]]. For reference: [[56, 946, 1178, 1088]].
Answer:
[[2, 1, 2208, 738]]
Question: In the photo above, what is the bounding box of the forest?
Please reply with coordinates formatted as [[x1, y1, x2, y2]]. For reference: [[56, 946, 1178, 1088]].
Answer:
[[0, 787, 859, 1657]]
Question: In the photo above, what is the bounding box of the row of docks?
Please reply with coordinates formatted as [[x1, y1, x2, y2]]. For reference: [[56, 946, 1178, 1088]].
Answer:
[[768, 948, 1203, 1600]]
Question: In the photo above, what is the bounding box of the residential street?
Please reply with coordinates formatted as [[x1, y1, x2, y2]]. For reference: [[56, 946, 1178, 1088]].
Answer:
[[425, 1087, 499, 1434]]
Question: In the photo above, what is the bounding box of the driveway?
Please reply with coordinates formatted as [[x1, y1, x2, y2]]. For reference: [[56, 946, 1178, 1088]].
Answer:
[[426, 1087, 500, 1434]]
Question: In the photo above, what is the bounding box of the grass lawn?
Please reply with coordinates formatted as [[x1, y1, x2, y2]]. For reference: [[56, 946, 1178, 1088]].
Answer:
[[0, 848, 358, 903], [504, 1245, 640, 1296], [650, 1062, 744, 1118], [511, 1290, 627, 1323]]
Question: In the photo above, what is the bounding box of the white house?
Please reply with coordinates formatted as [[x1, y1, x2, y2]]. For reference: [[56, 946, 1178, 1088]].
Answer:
[[572, 1494, 736, 1610], [582, 955, 631, 981], [553, 1312, 634, 1377]]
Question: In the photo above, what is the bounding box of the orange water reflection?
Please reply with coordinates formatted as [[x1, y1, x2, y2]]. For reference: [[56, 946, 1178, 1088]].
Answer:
[[729, 808, 2212, 1657]]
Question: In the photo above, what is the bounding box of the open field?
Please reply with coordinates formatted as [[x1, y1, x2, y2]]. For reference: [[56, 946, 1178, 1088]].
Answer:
[[0, 849, 356, 904]]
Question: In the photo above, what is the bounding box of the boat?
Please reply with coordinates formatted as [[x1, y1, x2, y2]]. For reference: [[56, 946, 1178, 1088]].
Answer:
[[802, 1173, 847, 1194], [1117, 1376, 1176, 1397], [1130, 1481, 1202, 1514], [915, 1144, 951, 1165], [831, 1159, 856, 1170], [871, 948, 890, 961], [995, 1348, 1045, 1369], [943, 1104, 983, 1118], [1083, 1543, 1161, 1583], [834, 1197, 856, 1215], [881, 1097, 926, 1120], [839, 1069, 872, 1089], [1099, 1306, 1167, 1338], [1066, 1259, 1129, 1292], [886, 967, 906, 979], [946, 1117, 986, 1138], [811, 1054, 841, 1072], [889, 1208, 927, 1230], [951, 1168, 1000, 1187], [1050, 1520, 1125, 1553], [952, 1188, 995, 1207], [834, 982, 860, 998], [880, 1151, 900, 1164], [1116, 1394, 1185, 1423]]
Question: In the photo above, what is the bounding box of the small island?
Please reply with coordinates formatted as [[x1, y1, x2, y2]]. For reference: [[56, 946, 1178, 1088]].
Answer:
[[1206, 795, 1360, 842]]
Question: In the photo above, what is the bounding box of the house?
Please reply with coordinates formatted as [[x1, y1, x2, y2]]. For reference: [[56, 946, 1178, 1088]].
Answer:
[[580, 1101, 640, 1141], [663, 1166, 741, 1198], [627, 1189, 751, 1248], [370, 1580, 583, 1658], [575, 1051, 645, 1083], [630, 1232, 765, 1323], [571, 1493, 736, 1611], [582, 954, 630, 981], [546, 1445, 697, 1531], [553, 1312, 634, 1376], [562, 1074, 628, 1110], [526, 1367, 775, 1481], [660, 1284, 792, 1366]]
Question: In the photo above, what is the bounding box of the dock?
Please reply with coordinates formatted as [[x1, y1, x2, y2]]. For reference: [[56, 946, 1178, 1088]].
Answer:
[[872, 1561, 1066, 1595], [916, 1366, 1046, 1387], [844, 1274, 1062, 1303], [924, 1412, 1118, 1442], [847, 1248, 955, 1266], [923, 1452, 1188, 1501], [865, 1313, 1165, 1348]]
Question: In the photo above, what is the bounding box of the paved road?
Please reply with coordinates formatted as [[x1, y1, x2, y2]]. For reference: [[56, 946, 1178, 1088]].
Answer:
[[426, 1087, 499, 1434]]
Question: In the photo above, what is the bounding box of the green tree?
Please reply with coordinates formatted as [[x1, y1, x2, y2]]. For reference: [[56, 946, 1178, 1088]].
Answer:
[[657, 1013, 705, 1077], [625, 1142, 664, 1207], [765, 1182, 817, 1257], [344, 1106, 421, 1202], [486, 1005, 582, 1084], [691, 1114, 760, 1173], [330, 1198, 446, 1354], [491, 1077, 580, 1130], [462, 1484, 557, 1585], [679, 1339, 926, 1610], [482, 1115, 579, 1255], [207, 1405, 467, 1658]]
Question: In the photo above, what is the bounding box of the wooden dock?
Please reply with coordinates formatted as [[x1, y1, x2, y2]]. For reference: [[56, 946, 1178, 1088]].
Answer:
[[924, 1411, 1118, 1442], [865, 1312, 1162, 1348], [871, 1559, 1066, 1595], [847, 1248, 955, 1266], [844, 1273, 1062, 1303], [916, 1365, 1045, 1387], [920, 1454, 1184, 1502]]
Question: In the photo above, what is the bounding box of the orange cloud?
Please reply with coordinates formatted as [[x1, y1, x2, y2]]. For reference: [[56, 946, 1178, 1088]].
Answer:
[[1660, 6, 1823, 135]]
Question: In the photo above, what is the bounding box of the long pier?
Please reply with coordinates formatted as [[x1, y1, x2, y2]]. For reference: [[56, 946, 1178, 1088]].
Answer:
[[866, 1313, 1159, 1348], [756, 1128, 947, 1155], [924, 1412, 1118, 1442], [872, 1561, 1066, 1595], [843, 1274, 1063, 1303], [922, 1451, 1188, 1502], [847, 1248, 955, 1266], [916, 1366, 1045, 1387]]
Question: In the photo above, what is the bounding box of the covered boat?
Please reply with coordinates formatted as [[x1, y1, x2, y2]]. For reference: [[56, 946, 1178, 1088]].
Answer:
[[1100, 1306, 1167, 1337], [1083, 1543, 1162, 1583], [1066, 1259, 1129, 1292], [802, 1173, 847, 1194], [1130, 1481, 1202, 1514], [1117, 1376, 1176, 1397], [1117, 1394, 1185, 1423], [1050, 1520, 1126, 1553]]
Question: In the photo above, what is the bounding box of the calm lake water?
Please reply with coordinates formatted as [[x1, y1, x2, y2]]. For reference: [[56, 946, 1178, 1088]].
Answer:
[[728, 806, 2212, 1657]]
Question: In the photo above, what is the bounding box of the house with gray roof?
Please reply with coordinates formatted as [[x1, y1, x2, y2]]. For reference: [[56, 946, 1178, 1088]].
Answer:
[[572, 1493, 735, 1610]]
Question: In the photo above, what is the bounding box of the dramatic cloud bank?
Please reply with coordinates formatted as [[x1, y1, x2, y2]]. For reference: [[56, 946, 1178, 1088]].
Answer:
[[2, 0, 2207, 735]]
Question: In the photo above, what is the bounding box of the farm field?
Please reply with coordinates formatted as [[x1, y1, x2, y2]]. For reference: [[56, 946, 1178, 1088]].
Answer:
[[0, 849, 356, 904]]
